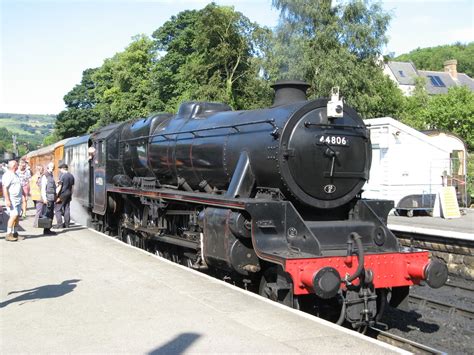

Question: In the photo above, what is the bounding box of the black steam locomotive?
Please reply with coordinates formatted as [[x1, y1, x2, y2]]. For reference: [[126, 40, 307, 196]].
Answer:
[[47, 81, 447, 329]]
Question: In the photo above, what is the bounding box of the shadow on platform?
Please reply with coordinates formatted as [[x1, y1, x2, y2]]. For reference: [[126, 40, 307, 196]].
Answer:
[[148, 333, 201, 355], [0, 279, 81, 308]]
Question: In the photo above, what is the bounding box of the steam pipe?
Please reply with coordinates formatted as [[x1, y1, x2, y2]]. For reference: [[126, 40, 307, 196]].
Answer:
[[336, 294, 346, 325], [345, 232, 364, 284]]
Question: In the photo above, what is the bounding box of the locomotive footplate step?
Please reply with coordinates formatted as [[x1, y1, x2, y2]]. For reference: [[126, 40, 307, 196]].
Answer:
[[0, 210, 405, 354]]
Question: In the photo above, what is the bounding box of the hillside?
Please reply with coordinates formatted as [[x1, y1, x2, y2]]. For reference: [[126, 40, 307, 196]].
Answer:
[[0, 113, 56, 156], [394, 42, 474, 77]]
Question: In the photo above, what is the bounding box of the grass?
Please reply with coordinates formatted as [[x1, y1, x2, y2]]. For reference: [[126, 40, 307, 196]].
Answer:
[[0, 113, 56, 154]]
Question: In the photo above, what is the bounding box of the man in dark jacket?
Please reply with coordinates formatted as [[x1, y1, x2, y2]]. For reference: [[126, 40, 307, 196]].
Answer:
[[54, 163, 75, 229], [40, 162, 56, 235]]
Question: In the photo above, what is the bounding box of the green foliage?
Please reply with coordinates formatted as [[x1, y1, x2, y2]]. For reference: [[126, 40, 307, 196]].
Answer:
[[0, 127, 13, 155], [269, 0, 403, 118], [398, 86, 474, 150], [467, 155, 474, 202], [394, 46, 474, 198], [189, 4, 269, 108], [57, 0, 473, 145], [422, 86, 474, 150], [150, 4, 273, 112], [395, 42, 474, 77], [149, 9, 202, 112], [92, 35, 155, 128], [55, 36, 156, 138], [396, 77, 430, 129], [56, 108, 99, 138], [0, 114, 55, 154], [55, 68, 99, 138], [42, 133, 60, 147], [64, 68, 98, 110]]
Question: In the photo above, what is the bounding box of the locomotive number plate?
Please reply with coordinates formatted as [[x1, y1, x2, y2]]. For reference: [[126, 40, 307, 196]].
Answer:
[[317, 135, 349, 146]]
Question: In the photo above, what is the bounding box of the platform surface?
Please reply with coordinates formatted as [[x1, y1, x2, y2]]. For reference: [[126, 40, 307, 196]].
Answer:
[[388, 208, 473, 240], [0, 209, 404, 354]]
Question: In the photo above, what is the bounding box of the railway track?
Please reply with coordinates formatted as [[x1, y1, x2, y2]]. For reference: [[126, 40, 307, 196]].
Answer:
[[409, 294, 474, 320], [445, 279, 474, 293], [369, 327, 446, 354]]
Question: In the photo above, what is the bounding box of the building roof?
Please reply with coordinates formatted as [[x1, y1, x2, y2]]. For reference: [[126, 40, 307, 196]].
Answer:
[[418, 70, 456, 94], [457, 73, 474, 91], [386, 61, 418, 85], [384, 60, 474, 95], [364, 117, 451, 153]]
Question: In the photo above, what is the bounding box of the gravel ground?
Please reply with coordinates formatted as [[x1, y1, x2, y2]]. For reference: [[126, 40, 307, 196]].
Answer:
[[379, 279, 474, 354]]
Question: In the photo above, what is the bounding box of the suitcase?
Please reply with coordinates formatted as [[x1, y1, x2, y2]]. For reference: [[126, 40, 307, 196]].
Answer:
[[37, 217, 52, 229]]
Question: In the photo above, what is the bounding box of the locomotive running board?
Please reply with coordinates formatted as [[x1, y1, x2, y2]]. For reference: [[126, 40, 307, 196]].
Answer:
[[108, 184, 311, 265], [108, 185, 259, 210]]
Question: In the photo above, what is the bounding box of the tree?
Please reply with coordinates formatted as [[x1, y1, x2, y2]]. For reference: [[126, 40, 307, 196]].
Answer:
[[92, 35, 155, 128], [0, 127, 12, 155], [398, 85, 474, 150], [42, 133, 60, 147], [150, 4, 273, 112], [422, 86, 474, 150], [190, 4, 270, 108], [55, 68, 99, 138], [395, 42, 474, 78], [268, 0, 404, 118], [149, 9, 201, 112]]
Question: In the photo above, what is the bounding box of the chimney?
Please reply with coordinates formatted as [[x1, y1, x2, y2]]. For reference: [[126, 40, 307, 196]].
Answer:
[[444, 59, 458, 79], [271, 80, 310, 107]]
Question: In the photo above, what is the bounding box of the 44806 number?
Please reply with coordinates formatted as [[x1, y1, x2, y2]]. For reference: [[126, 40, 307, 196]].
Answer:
[[317, 135, 349, 146]]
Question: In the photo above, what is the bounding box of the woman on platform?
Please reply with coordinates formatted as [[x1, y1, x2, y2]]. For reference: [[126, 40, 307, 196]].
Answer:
[[29, 165, 44, 228]]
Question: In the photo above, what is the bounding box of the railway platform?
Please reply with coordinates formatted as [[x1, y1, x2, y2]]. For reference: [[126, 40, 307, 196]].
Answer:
[[388, 208, 473, 241], [0, 208, 404, 354]]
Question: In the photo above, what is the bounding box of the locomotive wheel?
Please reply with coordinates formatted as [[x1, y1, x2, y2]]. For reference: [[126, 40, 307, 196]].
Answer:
[[259, 267, 279, 302], [258, 267, 296, 308]]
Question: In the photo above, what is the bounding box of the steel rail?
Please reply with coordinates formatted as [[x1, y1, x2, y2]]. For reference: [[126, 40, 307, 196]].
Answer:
[[409, 294, 474, 320], [445, 280, 474, 293], [369, 327, 447, 354]]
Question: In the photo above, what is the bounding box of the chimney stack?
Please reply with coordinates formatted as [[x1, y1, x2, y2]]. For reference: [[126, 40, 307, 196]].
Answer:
[[444, 59, 458, 79], [270, 80, 310, 107]]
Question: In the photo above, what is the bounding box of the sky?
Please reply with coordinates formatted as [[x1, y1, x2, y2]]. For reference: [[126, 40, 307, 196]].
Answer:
[[0, 0, 473, 115]]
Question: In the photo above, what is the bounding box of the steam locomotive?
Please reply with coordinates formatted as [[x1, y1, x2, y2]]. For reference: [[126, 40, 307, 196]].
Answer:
[[29, 80, 448, 329]]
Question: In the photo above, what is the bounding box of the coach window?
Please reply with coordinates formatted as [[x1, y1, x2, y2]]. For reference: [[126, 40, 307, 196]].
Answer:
[[67, 149, 73, 164]]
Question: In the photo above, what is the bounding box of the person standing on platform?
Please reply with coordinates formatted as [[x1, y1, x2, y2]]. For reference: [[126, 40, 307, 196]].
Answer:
[[41, 162, 57, 235], [29, 165, 44, 228], [2, 160, 23, 241], [17, 159, 31, 218], [54, 163, 75, 229]]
